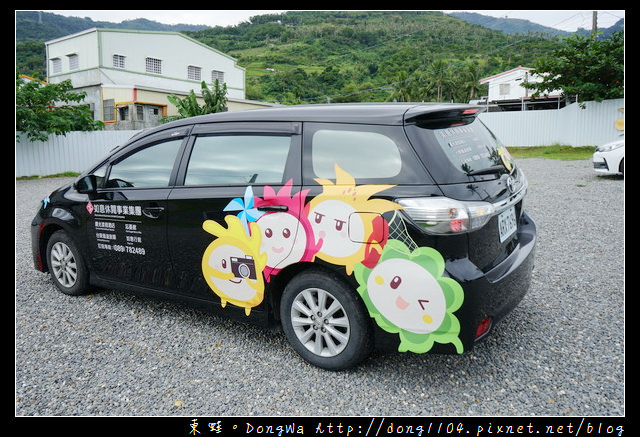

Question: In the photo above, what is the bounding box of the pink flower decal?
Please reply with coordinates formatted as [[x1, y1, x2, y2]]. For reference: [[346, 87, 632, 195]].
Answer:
[[254, 181, 322, 281]]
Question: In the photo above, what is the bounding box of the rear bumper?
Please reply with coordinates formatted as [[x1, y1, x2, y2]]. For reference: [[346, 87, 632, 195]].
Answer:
[[373, 212, 537, 354], [452, 211, 536, 350]]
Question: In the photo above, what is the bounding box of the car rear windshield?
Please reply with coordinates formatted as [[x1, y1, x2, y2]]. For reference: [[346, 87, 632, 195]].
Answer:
[[404, 116, 512, 184]]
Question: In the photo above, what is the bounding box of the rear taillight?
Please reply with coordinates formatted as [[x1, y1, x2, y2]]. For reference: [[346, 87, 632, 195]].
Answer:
[[475, 317, 493, 339], [397, 197, 495, 235]]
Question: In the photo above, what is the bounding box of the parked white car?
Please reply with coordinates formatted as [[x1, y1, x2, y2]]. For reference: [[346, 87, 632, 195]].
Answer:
[[593, 139, 624, 176]]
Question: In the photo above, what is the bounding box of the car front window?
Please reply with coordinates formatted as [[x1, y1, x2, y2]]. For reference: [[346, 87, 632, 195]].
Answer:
[[105, 139, 183, 188]]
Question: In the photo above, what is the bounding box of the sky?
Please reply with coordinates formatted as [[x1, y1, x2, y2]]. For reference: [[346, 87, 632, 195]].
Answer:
[[41, 10, 625, 32]]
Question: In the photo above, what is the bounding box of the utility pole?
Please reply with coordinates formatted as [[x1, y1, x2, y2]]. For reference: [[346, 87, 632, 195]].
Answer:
[[592, 11, 598, 35]]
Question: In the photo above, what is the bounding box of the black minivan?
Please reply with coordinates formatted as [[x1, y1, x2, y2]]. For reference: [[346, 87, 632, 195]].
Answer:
[[31, 103, 536, 370]]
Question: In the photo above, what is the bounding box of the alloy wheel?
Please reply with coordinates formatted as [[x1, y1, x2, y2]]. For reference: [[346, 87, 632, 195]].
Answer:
[[290, 287, 351, 357], [50, 241, 78, 289]]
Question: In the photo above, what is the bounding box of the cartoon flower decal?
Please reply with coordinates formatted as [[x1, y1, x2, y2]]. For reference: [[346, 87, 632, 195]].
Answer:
[[253, 181, 322, 281], [224, 186, 264, 234], [201, 215, 267, 315], [354, 239, 465, 354], [307, 164, 401, 275]]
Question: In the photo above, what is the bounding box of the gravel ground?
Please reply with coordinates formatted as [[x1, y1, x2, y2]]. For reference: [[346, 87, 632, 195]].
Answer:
[[15, 158, 624, 417]]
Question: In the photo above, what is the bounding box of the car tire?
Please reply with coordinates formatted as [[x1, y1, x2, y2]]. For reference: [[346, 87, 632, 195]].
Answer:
[[46, 230, 89, 296], [619, 157, 624, 176], [280, 269, 373, 370]]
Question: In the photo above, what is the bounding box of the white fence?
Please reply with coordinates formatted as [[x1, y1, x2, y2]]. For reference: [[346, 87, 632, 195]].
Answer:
[[16, 98, 624, 177], [16, 130, 139, 177], [479, 98, 624, 147]]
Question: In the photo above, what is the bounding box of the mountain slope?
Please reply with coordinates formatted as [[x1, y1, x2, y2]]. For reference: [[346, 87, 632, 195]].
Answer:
[[16, 10, 621, 104]]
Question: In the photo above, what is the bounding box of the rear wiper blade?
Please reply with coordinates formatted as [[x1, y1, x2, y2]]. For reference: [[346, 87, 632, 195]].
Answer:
[[466, 165, 509, 176]]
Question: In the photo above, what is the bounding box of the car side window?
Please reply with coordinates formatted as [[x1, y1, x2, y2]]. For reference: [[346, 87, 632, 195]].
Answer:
[[105, 139, 183, 188], [184, 134, 292, 185], [308, 124, 403, 180]]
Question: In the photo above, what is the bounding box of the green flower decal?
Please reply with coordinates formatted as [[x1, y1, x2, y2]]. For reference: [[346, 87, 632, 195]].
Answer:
[[354, 239, 465, 354]]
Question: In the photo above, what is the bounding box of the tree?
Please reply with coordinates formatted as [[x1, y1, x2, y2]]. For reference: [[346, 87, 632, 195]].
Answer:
[[458, 61, 484, 102], [523, 31, 624, 103], [165, 80, 228, 121], [16, 75, 103, 142], [426, 60, 452, 102], [388, 71, 413, 102]]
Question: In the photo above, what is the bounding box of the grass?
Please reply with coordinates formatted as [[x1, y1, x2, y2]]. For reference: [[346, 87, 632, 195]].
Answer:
[[507, 145, 596, 160], [17, 172, 79, 180]]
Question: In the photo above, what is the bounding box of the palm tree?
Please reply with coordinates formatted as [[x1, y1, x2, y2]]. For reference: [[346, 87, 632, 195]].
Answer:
[[426, 59, 451, 102], [388, 71, 413, 102], [459, 61, 483, 102]]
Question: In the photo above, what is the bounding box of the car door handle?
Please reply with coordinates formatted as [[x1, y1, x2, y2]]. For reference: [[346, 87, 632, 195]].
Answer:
[[257, 205, 289, 212], [142, 206, 165, 219]]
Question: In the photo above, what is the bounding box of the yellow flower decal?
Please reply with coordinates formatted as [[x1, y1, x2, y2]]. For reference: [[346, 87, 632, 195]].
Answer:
[[307, 164, 402, 275], [201, 215, 267, 315]]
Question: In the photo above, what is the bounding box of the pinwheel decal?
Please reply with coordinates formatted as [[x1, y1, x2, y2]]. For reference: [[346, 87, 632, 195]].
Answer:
[[223, 186, 264, 234]]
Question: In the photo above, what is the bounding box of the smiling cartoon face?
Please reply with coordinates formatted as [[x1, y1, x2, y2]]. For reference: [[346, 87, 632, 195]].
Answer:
[[257, 212, 307, 268], [354, 239, 465, 354], [201, 215, 267, 315], [253, 181, 321, 281], [367, 257, 446, 334], [203, 243, 262, 303]]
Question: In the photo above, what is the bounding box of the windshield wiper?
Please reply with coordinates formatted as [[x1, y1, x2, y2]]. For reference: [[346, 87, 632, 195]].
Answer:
[[466, 165, 509, 176]]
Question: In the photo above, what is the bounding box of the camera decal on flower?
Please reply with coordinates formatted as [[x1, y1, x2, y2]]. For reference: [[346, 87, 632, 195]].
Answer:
[[230, 256, 257, 280]]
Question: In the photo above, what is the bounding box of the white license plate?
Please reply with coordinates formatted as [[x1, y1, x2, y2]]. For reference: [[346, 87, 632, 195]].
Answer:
[[498, 206, 518, 243]]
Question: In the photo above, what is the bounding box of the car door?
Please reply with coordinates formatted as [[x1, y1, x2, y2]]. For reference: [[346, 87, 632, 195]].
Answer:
[[85, 128, 190, 289], [166, 122, 304, 316]]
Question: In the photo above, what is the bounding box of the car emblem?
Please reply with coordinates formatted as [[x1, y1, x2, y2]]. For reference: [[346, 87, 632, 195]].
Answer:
[[506, 175, 516, 193]]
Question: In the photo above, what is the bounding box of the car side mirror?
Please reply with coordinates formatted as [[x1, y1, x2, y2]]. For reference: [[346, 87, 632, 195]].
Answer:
[[75, 175, 97, 194]]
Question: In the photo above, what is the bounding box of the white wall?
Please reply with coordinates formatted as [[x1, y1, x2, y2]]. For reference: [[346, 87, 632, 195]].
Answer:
[[16, 130, 138, 177], [99, 31, 245, 98], [46, 30, 100, 74], [479, 99, 624, 147]]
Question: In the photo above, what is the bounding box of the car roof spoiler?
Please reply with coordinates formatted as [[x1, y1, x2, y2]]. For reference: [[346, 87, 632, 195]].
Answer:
[[404, 104, 486, 125]]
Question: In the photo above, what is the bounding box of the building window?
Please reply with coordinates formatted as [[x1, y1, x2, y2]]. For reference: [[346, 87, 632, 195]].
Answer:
[[67, 54, 79, 70], [145, 57, 162, 74], [113, 54, 126, 69], [499, 83, 510, 96], [136, 105, 144, 121], [211, 70, 225, 83], [51, 58, 61, 74], [188, 65, 201, 81], [103, 99, 115, 122], [118, 106, 129, 121]]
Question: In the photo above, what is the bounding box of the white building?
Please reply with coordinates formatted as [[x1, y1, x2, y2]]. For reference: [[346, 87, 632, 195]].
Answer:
[[479, 66, 564, 111], [45, 28, 272, 129]]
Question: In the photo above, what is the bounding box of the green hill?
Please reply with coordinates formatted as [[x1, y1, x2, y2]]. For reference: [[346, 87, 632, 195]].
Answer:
[[185, 11, 566, 103], [16, 10, 572, 104]]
